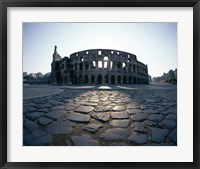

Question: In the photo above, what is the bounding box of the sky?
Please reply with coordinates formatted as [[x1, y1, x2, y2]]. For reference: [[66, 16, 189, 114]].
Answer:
[[23, 23, 177, 77]]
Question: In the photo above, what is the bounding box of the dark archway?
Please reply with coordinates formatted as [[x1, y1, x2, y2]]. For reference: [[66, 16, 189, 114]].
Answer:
[[129, 76, 132, 84], [133, 77, 136, 84], [104, 75, 109, 83], [91, 75, 95, 84], [97, 75, 102, 84], [64, 76, 67, 83], [79, 75, 83, 84], [80, 63, 83, 71], [117, 76, 121, 84], [74, 76, 78, 84], [123, 76, 127, 84], [137, 77, 139, 84], [56, 72, 61, 84], [84, 75, 89, 84], [111, 75, 115, 84]]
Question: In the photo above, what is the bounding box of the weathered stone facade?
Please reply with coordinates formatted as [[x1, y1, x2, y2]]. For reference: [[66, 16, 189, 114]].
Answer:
[[51, 46, 149, 84]]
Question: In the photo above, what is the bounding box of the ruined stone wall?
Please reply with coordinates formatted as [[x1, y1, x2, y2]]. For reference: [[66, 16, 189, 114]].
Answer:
[[68, 49, 149, 84]]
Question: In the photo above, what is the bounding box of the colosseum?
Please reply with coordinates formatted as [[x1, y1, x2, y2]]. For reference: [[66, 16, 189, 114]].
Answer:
[[51, 46, 149, 85]]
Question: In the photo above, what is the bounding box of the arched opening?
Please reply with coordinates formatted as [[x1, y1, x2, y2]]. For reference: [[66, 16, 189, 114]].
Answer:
[[80, 57, 84, 62], [129, 76, 132, 84], [70, 64, 73, 70], [112, 61, 115, 70], [75, 63, 78, 70], [74, 76, 78, 84], [137, 77, 139, 84], [122, 62, 126, 71], [79, 63, 83, 71], [117, 76, 121, 84], [140, 78, 142, 84], [97, 75, 102, 84], [128, 64, 132, 72], [91, 75, 95, 84], [98, 61, 103, 68], [91, 61, 96, 69], [85, 61, 89, 70], [123, 76, 127, 84], [56, 72, 61, 84], [104, 56, 109, 60], [133, 77, 136, 84], [84, 75, 89, 84], [111, 75, 115, 84], [104, 62, 108, 68], [104, 75, 109, 83], [117, 62, 122, 70], [79, 75, 83, 84], [64, 76, 67, 83], [133, 65, 136, 73]]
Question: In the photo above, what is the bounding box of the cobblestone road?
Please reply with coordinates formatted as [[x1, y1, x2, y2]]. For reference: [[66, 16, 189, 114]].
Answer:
[[23, 87, 177, 146]]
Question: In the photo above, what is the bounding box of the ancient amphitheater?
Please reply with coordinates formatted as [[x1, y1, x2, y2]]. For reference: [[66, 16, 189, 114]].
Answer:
[[51, 46, 149, 85]]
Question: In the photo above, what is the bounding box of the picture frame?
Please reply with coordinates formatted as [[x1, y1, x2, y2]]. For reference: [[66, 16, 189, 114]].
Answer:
[[0, 0, 199, 168]]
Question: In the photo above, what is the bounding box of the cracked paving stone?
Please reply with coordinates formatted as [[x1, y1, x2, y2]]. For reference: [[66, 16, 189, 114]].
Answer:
[[148, 114, 164, 122], [131, 113, 148, 122], [100, 128, 128, 141], [50, 105, 65, 111], [171, 129, 177, 145], [133, 123, 149, 133], [128, 132, 148, 144], [26, 112, 45, 121], [126, 109, 142, 115], [91, 112, 110, 122], [46, 110, 66, 120], [24, 120, 38, 133], [46, 121, 73, 134], [71, 135, 99, 146], [110, 119, 131, 128], [74, 106, 94, 114], [37, 117, 52, 126], [65, 112, 90, 123], [151, 127, 169, 143], [112, 105, 126, 111], [110, 111, 128, 119], [162, 119, 177, 130], [82, 124, 103, 133]]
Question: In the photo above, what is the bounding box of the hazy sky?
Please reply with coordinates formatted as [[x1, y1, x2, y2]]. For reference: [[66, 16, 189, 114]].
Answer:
[[23, 23, 177, 77]]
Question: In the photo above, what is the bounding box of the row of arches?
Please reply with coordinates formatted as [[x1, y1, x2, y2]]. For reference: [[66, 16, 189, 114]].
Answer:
[[71, 74, 148, 84]]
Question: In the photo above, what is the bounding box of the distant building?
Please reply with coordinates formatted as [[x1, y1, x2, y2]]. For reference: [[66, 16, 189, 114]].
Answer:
[[51, 46, 149, 85]]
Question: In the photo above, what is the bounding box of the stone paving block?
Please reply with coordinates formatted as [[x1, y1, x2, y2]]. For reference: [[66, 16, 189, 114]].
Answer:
[[100, 128, 129, 141], [128, 132, 148, 144], [65, 112, 90, 123], [50, 105, 65, 111], [46, 110, 66, 120], [112, 105, 126, 111], [82, 124, 103, 133], [110, 119, 131, 128], [26, 112, 45, 121], [126, 109, 142, 115], [151, 127, 169, 143], [71, 135, 99, 146], [91, 112, 110, 122], [162, 119, 177, 130], [148, 114, 164, 122], [38, 117, 52, 126], [46, 121, 73, 134], [133, 123, 149, 133], [131, 113, 148, 122], [74, 106, 94, 114], [24, 120, 38, 133], [110, 111, 128, 119]]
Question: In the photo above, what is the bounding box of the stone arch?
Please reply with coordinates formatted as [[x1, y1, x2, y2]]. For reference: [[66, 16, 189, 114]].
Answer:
[[91, 75, 95, 84], [133, 77, 136, 84], [64, 76, 67, 83], [117, 62, 122, 70], [97, 75, 102, 84], [79, 75, 83, 84], [84, 75, 89, 84], [98, 61, 103, 68], [117, 76, 121, 84], [137, 77, 139, 84], [123, 76, 127, 84], [79, 62, 83, 71], [85, 61, 89, 70], [111, 75, 115, 84], [74, 76, 78, 84], [104, 56, 109, 60], [104, 75, 109, 83], [129, 76, 132, 84]]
